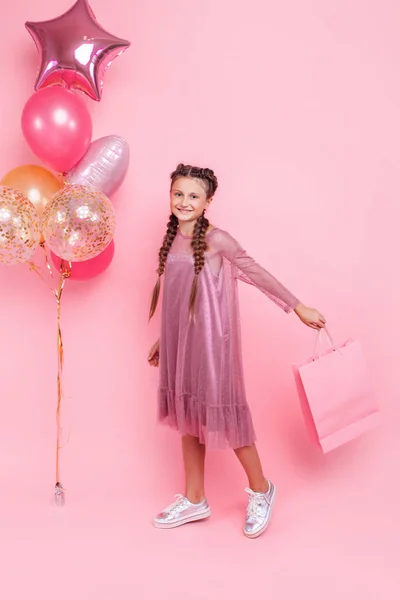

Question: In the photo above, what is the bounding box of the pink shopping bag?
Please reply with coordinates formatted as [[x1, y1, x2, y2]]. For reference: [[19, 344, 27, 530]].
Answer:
[[292, 330, 379, 453]]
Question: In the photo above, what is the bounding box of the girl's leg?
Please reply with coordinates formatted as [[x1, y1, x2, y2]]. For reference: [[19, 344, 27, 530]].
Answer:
[[234, 444, 269, 492], [235, 444, 276, 539], [153, 434, 210, 529], [182, 434, 206, 503]]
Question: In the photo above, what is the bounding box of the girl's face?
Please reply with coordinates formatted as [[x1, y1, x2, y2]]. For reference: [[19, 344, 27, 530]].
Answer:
[[170, 177, 211, 224]]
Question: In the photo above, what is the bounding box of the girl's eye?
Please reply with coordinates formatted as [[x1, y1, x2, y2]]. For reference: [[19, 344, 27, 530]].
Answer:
[[175, 192, 181, 197]]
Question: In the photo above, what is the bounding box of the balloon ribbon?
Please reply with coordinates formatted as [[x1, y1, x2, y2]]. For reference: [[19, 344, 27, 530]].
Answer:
[[29, 244, 71, 505]]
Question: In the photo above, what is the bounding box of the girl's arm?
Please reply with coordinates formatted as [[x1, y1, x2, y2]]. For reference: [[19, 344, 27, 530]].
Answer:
[[212, 229, 299, 313], [212, 229, 326, 328]]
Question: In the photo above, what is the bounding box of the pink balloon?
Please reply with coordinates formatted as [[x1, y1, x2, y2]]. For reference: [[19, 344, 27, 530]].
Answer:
[[51, 240, 115, 281], [66, 136, 130, 198], [25, 0, 130, 102], [21, 88, 92, 173]]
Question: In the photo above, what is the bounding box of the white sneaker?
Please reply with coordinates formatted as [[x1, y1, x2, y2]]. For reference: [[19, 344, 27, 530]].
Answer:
[[244, 480, 277, 538], [153, 494, 211, 529]]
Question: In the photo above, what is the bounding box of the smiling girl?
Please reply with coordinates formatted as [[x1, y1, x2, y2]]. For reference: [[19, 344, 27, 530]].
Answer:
[[148, 163, 326, 538]]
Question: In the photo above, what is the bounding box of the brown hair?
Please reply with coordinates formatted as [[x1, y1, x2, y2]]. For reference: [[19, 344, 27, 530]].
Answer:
[[149, 163, 218, 322]]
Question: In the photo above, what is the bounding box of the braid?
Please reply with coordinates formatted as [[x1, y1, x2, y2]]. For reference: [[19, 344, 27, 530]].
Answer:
[[157, 213, 179, 276], [188, 211, 210, 322], [149, 213, 178, 320]]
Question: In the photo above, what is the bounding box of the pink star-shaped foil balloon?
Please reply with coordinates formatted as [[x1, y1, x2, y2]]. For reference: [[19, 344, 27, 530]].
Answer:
[[25, 0, 130, 101]]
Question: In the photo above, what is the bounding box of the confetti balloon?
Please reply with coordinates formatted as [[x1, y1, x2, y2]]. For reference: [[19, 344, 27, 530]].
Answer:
[[42, 185, 115, 262], [0, 186, 40, 265]]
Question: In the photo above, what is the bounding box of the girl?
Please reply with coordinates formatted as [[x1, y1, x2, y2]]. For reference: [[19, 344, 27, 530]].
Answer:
[[148, 164, 326, 538]]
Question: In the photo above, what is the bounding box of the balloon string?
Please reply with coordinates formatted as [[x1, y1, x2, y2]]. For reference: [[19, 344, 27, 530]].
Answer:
[[40, 241, 55, 281], [29, 242, 57, 292], [29, 261, 57, 296], [28, 246, 71, 505], [53, 258, 71, 505]]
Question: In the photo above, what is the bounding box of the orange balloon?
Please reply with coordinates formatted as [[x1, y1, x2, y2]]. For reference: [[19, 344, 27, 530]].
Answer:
[[1, 165, 62, 217]]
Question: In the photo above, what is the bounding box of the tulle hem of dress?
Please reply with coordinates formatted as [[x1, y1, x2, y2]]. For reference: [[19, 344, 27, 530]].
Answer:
[[158, 388, 257, 450]]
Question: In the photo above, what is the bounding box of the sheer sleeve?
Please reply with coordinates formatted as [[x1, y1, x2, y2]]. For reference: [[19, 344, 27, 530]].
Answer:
[[211, 229, 300, 313]]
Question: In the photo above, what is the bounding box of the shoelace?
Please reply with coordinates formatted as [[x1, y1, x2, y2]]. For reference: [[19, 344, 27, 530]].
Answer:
[[245, 488, 269, 519], [164, 494, 189, 516]]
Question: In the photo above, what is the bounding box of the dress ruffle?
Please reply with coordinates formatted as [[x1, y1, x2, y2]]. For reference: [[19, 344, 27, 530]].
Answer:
[[158, 387, 256, 450]]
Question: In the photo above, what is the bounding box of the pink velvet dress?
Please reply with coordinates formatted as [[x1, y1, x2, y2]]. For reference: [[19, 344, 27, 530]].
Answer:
[[158, 228, 299, 450]]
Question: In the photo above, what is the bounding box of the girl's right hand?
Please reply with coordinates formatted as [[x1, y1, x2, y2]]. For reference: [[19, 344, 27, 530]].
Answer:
[[148, 339, 160, 367]]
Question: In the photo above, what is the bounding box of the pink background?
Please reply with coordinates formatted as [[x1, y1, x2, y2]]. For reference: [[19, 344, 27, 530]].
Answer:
[[0, 0, 399, 598]]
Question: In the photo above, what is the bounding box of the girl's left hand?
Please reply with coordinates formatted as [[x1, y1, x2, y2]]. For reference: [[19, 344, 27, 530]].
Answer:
[[294, 303, 326, 330]]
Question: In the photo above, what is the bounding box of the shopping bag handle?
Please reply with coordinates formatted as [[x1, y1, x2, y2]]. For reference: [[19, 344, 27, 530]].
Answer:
[[312, 328, 341, 361]]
